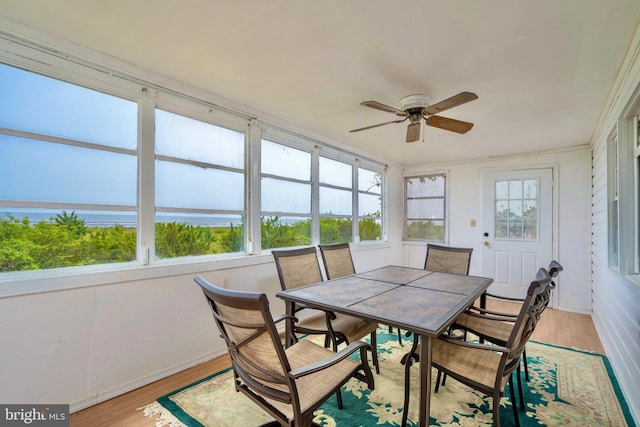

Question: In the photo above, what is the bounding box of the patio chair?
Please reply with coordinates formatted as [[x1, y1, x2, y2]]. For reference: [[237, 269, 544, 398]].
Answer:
[[400, 267, 554, 427], [423, 243, 473, 275], [272, 246, 380, 373], [194, 276, 375, 427], [319, 242, 397, 351], [452, 260, 563, 408], [318, 243, 356, 280], [394, 244, 473, 344]]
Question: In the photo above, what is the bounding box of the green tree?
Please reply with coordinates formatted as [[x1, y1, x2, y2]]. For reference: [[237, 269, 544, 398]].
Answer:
[[53, 210, 88, 236]]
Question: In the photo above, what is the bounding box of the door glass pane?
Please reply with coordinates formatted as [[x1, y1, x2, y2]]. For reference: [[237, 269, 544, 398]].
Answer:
[[495, 181, 509, 199], [494, 179, 538, 241], [509, 181, 522, 199], [523, 180, 537, 198]]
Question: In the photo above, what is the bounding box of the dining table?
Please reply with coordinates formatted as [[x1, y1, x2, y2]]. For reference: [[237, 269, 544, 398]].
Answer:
[[276, 264, 493, 427]]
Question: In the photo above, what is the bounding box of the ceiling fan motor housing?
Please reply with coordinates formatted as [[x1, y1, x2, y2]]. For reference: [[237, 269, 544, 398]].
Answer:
[[399, 94, 432, 111]]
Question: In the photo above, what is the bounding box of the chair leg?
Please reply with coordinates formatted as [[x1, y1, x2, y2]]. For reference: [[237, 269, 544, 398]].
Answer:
[[370, 332, 380, 374], [336, 388, 343, 409], [435, 370, 442, 393], [508, 373, 521, 427], [523, 348, 529, 380], [401, 352, 413, 427], [493, 390, 502, 427], [517, 364, 525, 411]]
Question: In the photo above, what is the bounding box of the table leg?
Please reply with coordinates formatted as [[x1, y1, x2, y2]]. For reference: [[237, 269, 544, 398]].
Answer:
[[284, 302, 295, 348], [419, 334, 432, 427]]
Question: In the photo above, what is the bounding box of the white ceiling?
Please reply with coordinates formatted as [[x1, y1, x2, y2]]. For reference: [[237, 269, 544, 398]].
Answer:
[[1, 0, 639, 166]]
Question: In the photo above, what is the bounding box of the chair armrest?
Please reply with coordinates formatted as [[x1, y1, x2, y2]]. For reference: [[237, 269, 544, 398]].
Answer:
[[438, 334, 510, 353], [483, 292, 525, 303], [273, 314, 298, 325], [288, 341, 373, 378], [465, 306, 518, 321]]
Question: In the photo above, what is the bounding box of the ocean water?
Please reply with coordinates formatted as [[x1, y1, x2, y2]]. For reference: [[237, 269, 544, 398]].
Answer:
[[0, 208, 242, 228]]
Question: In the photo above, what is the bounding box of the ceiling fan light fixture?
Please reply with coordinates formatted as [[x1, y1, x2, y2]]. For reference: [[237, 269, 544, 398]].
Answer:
[[399, 94, 432, 111]]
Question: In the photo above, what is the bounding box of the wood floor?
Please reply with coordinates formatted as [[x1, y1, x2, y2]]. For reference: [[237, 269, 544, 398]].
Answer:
[[69, 299, 604, 426]]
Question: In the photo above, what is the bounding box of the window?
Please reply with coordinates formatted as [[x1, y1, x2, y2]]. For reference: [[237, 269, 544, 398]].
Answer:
[[608, 132, 619, 268], [358, 167, 383, 241], [319, 156, 353, 244], [260, 133, 386, 250], [260, 139, 312, 249], [404, 173, 447, 241], [609, 113, 640, 276], [154, 109, 246, 259], [0, 41, 386, 281], [635, 116, 640, 274], [0, 63, 138, 271]]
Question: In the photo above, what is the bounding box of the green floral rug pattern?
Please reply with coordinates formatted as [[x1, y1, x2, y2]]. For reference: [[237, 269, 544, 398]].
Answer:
[[142, 328, 635, 426]]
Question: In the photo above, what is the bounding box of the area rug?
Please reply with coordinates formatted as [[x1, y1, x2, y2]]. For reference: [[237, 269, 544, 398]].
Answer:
[[141, 327, 635, 426]]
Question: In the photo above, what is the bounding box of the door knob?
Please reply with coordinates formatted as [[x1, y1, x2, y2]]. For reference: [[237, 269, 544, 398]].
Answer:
[[482, 241, 490, 247]]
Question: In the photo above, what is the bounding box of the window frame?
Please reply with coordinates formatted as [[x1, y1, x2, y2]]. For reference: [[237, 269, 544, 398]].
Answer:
[[150, 102, 249, 262], [258, 126, 386, 250], [609, 106, 640, 283], [403, 171, 449, 243], [0, 38, 387, 295]]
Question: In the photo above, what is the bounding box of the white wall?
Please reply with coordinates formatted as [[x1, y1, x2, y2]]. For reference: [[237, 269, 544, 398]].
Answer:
[[403, 146, 592, 313], [589, 24, 640, 425]]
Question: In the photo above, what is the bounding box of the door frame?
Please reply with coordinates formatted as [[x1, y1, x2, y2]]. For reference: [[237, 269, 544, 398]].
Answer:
[[479, 163, 559, 308]]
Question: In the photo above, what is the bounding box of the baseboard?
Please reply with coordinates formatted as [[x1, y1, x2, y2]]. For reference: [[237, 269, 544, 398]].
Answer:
[[69, 350, 226, 413]]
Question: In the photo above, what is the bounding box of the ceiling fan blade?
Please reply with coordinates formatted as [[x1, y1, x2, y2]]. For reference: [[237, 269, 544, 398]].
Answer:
[[425, 115, 474, 134], [406, 122, 421, 143], [361, 100, 408, 117], [349, 117, 408, 133], [422, 91, 478, 116]]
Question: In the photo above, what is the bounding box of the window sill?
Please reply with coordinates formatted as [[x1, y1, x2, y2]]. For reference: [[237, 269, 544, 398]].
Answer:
[[0, 253, 274, 298], [623, 273, 640, 290], [0, 241, 391, 298]]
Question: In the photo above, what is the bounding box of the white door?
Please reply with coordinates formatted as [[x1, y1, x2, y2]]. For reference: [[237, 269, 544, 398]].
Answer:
[[481, 168, 553, 299]]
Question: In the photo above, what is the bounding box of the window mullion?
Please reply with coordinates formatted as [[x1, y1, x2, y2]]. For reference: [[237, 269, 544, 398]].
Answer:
[[138, 96, 155, 265], [311, 150, 320, 245], [248, 119, 261, 255]]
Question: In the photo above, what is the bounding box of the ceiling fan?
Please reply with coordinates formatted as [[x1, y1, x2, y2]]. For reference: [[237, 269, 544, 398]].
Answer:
[[350, 91, 478, 143]]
